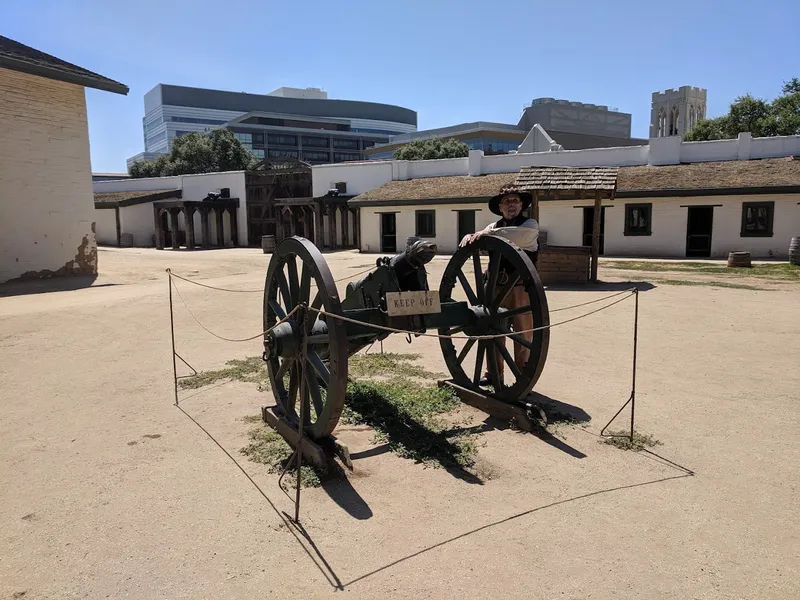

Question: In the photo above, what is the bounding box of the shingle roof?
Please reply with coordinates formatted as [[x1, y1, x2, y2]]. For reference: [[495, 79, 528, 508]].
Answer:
[[0, 35, 128, 95], [350, 158, 800, 205], [515, 166, 619, 192], [94, 189, 181, 207], [618, 157, 800, 191]]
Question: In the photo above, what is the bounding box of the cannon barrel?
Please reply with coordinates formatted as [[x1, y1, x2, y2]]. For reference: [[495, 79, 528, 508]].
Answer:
[[345, 240, 437, 303]]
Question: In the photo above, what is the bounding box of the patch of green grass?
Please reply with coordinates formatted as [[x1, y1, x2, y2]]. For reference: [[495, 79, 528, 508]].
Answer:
[[179, 357, 270, 390], [651, 278, 766, 291], [604, 260, 800, 282], [602, 430, 662, 451], [349, 352, 444, 380], [239, 420, 322, 488], [342, 378, 479, 471]]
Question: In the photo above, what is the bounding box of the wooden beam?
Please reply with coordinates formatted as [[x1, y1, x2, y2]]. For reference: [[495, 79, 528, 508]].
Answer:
[[591, 191, 602, 282], [532, 190, 540, 221]]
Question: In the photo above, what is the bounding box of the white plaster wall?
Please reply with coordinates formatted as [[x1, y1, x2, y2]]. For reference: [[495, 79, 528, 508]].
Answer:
[[120, 202, 158, 247], [603, 195, 800, 258], [751, 135, 800, 159], [359, 203, 493, 253], [0, 69, 97, 282], [312, 161, 393, 197], [406, 157, 470, 179], [680, 139, 739, 163], [538, 201, 588, 246], [95, 208, 118, 246], [181, 171, 247, 246]]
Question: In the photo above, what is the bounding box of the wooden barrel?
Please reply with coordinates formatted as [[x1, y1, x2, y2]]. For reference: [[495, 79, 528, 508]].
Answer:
[[119, 233, 134, 248], [261, 235, 276, 254], [790, 236, 800, 266], [727, 251, 751, 268]]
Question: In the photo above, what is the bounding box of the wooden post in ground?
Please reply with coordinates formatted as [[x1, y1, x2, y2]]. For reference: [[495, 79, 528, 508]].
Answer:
[[229, 207, 239, 247], [591, 191, 602, 282], [532, 190, 540, 222]]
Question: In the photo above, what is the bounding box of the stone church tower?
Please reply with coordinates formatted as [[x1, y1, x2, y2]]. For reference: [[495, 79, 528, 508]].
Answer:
[[650, 86, 707, 138]]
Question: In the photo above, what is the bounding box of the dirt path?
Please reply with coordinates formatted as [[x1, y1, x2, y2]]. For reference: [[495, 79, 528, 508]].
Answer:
[[1, 248, 798, 599]]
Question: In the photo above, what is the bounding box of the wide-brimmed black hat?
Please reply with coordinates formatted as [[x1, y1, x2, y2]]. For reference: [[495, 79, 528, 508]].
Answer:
[[488, 185, 532, 216]]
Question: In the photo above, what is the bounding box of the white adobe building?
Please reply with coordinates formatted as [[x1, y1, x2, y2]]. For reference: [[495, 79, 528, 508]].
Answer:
[[0, 36, 128, 283], [314, 132, 800, 259]]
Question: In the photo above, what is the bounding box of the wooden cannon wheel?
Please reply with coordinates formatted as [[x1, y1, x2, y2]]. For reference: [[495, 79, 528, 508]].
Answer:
[[263, 237, 348, 439], [438, 236, 550, 403]]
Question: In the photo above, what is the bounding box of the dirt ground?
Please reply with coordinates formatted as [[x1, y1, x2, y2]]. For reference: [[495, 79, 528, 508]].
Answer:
[[1, 246, 799, 599]]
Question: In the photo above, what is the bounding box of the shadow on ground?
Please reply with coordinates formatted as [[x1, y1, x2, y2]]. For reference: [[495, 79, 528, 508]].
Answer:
[[544, 280, 656, 292], [0, 275, 110, 297]]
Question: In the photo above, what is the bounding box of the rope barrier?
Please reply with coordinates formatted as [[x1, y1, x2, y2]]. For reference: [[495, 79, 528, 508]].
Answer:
[[170, 278, 300, 342], [308, 290, 635, 341], [549, 288, 636, 312], [166, 264, 376, 294]]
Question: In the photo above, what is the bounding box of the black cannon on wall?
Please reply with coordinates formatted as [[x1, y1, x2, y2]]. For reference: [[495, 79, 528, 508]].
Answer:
[[262, 236, 550, 440]]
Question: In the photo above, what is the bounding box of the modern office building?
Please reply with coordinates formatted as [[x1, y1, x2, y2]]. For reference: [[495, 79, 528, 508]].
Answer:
[[127, 84, 417, 168], [365, 97, 648, 160]]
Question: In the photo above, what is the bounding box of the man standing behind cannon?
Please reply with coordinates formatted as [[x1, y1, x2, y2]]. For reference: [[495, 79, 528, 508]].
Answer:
[[459, 185, 539, 386]]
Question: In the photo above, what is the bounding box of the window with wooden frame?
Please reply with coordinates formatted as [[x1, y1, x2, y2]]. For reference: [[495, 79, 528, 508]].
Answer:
[[624, 203, 652, 236], [415, 210, 436, 238], [741, 201, 774, 237]]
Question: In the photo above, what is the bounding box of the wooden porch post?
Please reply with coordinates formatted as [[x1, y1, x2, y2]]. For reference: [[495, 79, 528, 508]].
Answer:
[[169, 208, 180, 250], [314, 202, 323, 247], [115, 206, 121, 247], [354, 208, 360, 249], [341, 204, 349, 248], [276, 206, 285, 242], [215, 208, 225, 247], [229, 206, 239, 247], [153, 205, 164, 250], [200, 208, 211, 248], [532, 190, 540, 222], [185, 207, 196, 250], [591, 191, 602, 282], [326, 208, 335, 249]]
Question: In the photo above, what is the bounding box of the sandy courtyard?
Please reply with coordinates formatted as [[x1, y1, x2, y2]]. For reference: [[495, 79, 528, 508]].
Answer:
[[1, 246, 799, 599]]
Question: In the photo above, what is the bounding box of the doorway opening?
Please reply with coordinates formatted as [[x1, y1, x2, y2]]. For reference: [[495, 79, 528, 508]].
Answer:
[[686, 206, 714, 257], [582, 206, 606, 255], [380, 213, 397, 252]]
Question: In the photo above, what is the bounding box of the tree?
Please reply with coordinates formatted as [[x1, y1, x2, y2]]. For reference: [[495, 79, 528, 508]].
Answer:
[[128, 128, 256, 177], [393, 137, 470, 160], [685, 78, 800, 141]]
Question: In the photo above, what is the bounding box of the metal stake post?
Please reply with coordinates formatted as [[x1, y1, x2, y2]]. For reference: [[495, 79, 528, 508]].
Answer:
[[294, 304, 309, 524], [629, 288, 639, 442], [167, 269, 179, 406]]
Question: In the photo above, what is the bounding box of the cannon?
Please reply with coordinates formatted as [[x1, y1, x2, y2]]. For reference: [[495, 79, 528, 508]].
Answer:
[[262, 235, 550, 443]]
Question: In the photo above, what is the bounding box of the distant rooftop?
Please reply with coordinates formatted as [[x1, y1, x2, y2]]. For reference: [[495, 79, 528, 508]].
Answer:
[[267, 86, 328, 100]]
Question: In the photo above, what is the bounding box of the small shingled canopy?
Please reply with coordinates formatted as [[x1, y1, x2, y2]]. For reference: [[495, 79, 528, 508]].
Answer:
[[514, 165, 619, 281]]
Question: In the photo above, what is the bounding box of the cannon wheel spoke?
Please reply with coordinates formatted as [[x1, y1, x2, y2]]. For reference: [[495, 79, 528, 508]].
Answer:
[[306, 349, 330, 386], [493, 274, 520, 310], [456, 338, 476, 365], [456, 269, 478, 305], [472, 341, 486, 386], [493, 339, 522, 380], [472, 251, 484, 305]]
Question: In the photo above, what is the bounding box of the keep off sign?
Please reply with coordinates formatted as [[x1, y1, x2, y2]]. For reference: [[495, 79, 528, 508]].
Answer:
[[386, 290, 441, 317]]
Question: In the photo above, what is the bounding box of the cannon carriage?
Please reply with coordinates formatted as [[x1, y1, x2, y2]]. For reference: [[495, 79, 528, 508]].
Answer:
[[261, 234, 550, 447]]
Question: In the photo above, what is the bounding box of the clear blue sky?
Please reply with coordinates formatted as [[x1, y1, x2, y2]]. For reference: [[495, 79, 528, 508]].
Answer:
[[4, 0, 799, 172]]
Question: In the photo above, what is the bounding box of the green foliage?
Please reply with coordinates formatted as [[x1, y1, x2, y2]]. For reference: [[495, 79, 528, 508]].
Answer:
[[393, 137, 470, 160], [240, 423, 322, 488], [342, 378, 480, 471], [178, 357, 269, 390], [684, 78, 800, 140], [128, 129, 257, 177]]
